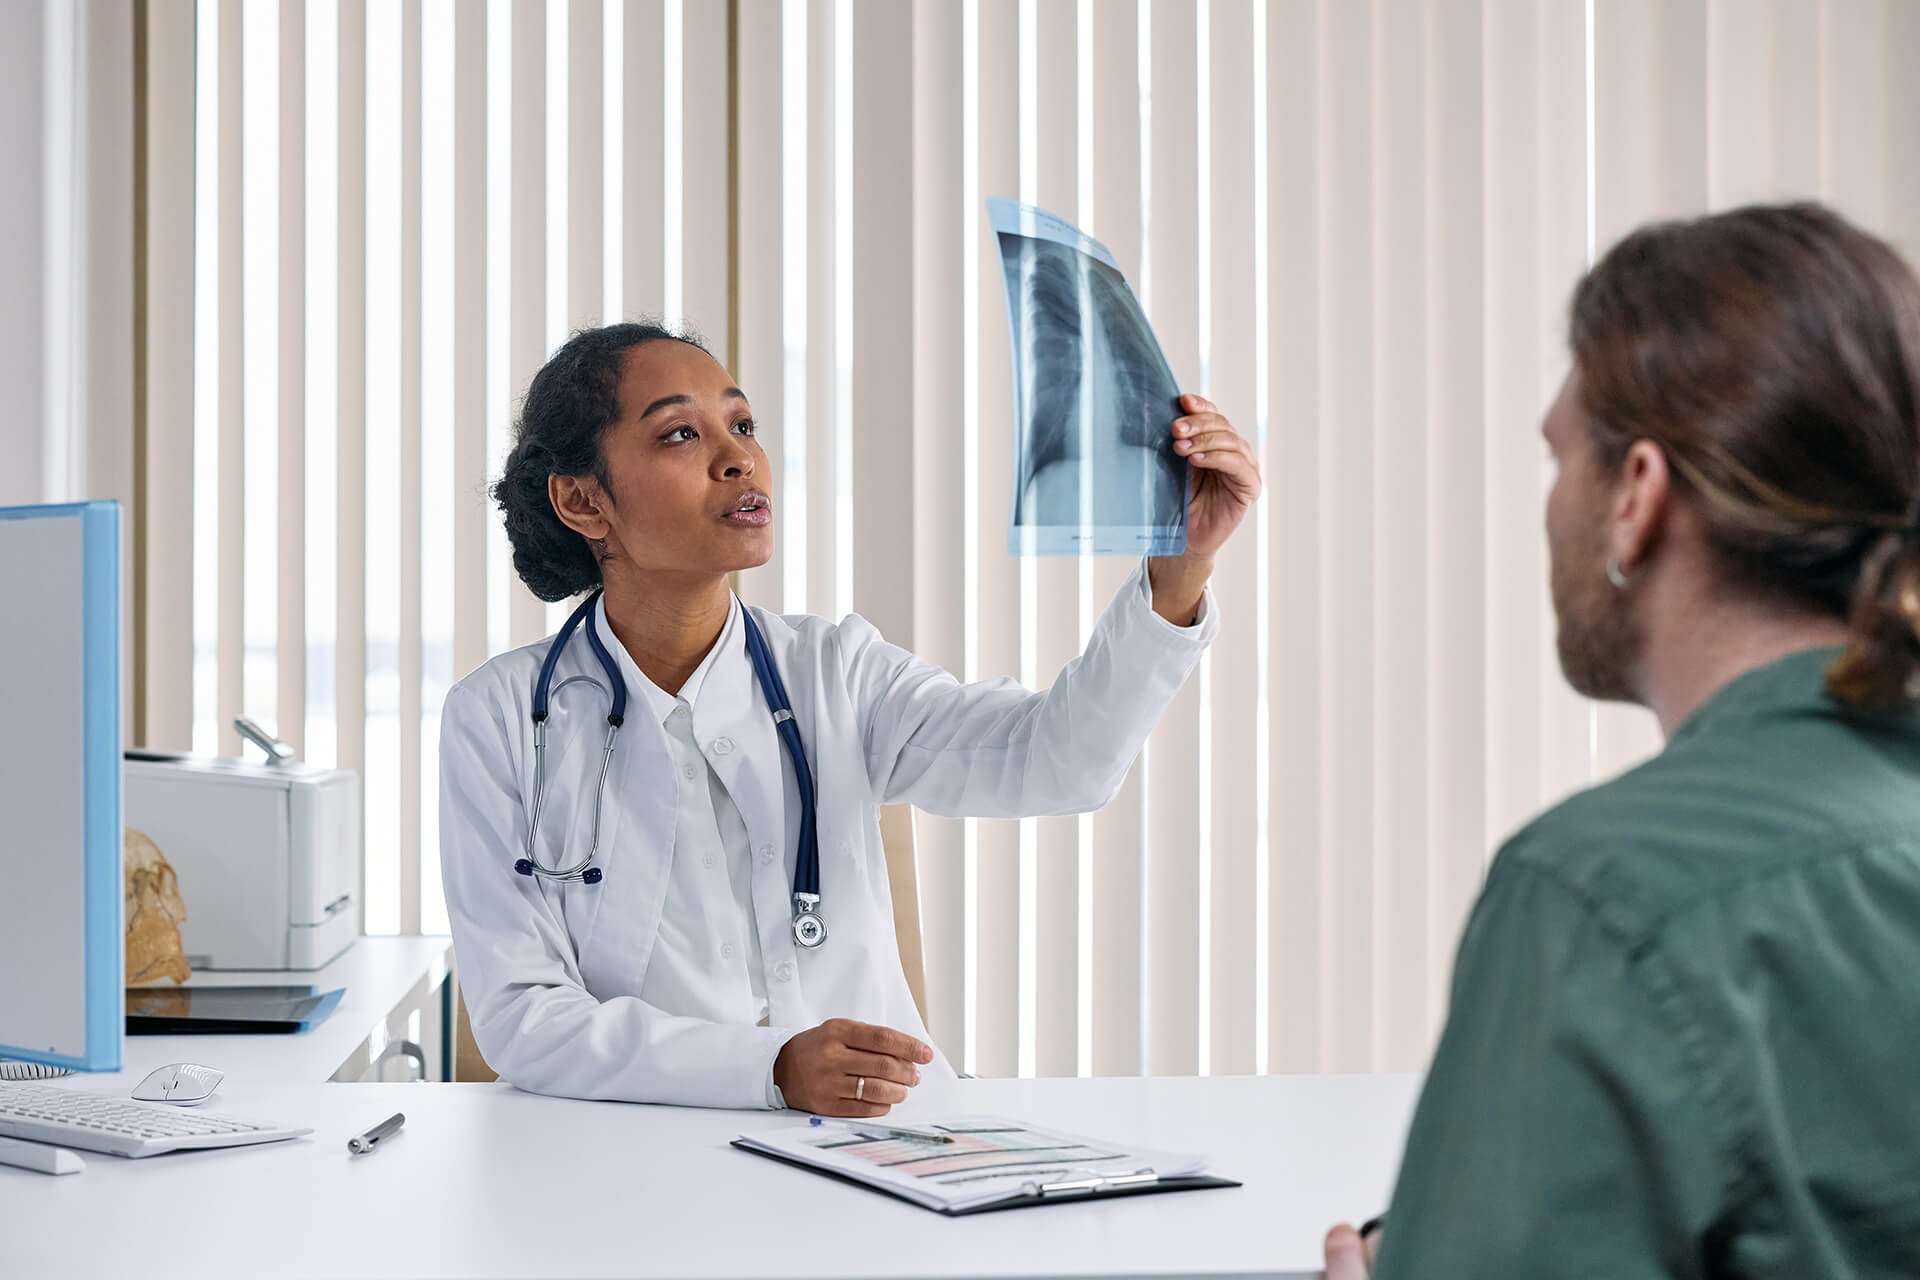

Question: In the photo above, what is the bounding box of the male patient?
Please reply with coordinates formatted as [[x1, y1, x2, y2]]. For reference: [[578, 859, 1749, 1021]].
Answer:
[[1327, 203, 1920, 1278]]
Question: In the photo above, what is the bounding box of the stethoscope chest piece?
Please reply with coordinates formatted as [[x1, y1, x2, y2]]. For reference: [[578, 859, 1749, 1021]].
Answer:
[[792, 893, 827, 949]]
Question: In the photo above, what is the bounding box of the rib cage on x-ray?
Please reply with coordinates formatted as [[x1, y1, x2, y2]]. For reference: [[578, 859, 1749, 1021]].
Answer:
[[999, 231, 1188, 536]]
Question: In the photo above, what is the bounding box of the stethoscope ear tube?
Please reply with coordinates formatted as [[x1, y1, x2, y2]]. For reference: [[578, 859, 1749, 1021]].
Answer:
[[578, 596, 629, 725], [532, 593, 602, 721], [521, 591, 620, 885]]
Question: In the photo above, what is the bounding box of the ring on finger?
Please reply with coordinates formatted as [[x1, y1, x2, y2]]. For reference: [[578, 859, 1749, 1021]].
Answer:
[[855, 1076, 866, 1102]]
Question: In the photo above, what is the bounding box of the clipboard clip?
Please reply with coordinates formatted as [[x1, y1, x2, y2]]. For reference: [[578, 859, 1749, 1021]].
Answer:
[[1037, 1167, 1160, 1198]]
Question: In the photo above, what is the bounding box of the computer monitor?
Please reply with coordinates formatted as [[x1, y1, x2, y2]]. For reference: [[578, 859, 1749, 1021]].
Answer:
[[0, 501, 122, 1072]]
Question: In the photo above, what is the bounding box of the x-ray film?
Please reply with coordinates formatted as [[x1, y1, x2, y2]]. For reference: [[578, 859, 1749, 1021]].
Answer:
[[991, 197, 1190, 557]]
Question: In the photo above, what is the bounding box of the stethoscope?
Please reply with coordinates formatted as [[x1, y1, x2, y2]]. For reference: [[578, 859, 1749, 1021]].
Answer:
[[512, 589, 828, 949]]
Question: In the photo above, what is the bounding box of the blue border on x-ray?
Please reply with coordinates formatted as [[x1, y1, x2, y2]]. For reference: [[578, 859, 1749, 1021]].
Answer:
[[0, 501, 122, 1072]]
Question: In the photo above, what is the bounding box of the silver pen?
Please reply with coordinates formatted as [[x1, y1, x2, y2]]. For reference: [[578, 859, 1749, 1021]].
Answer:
[[347, 1111, 406, 1154], [852, 1122, 955, 1144], [808, 1115, 956, 1144]]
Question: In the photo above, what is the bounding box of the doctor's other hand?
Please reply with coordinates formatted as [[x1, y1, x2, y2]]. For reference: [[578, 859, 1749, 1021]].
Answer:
[[1322, 1222, 1379, 1279], [1171, 393, 1262, 561], [774, 1018, 934, 1117]]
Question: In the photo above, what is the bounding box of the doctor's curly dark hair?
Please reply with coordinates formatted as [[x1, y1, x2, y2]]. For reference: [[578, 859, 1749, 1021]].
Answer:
[[491, 321, 711, 602]]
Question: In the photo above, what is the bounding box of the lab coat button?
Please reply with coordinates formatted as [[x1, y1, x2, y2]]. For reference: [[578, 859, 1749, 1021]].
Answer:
[[683, 765, 697, 780], [774, 962, 794, 983], [712, 737, 734, 755], [758, 844, 775, 866], [721, 943, 736, 961], [702, 853, 717, 869]]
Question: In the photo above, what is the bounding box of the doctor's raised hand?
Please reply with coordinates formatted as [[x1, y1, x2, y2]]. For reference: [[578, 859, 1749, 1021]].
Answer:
[[438, 321, 1232, 1114], [1148, 393, 1263, 626]]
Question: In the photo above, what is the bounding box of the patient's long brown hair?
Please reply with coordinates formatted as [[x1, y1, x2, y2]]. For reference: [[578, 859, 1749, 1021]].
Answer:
[[1569, 202, 1920, 708]]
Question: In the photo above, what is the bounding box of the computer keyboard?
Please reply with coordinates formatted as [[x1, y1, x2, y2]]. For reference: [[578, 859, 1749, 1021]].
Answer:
[[0, 1078, 311, 1158]]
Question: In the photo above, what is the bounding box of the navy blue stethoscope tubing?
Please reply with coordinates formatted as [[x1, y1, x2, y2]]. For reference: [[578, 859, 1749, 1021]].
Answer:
[[534, 591, 628, 725], [515, 589, 824, 939], [739, 601, 822, 915]]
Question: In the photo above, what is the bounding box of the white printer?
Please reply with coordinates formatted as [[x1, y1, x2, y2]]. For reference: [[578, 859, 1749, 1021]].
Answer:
[[124, 722, 360, 971]]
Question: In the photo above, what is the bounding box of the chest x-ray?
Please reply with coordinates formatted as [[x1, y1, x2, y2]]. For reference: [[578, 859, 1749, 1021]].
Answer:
[[991, 197, 1189, 557]]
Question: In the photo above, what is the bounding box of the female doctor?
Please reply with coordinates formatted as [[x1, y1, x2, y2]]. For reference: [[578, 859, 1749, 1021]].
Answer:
[[440, 322, 1261, 1115]]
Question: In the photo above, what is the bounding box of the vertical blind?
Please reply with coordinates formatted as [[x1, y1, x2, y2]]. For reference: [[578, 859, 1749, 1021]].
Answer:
[[136, 0, 1920, 1075]]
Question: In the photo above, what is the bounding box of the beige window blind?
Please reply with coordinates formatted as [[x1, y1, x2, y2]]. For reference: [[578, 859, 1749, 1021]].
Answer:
[[135, 0, 1920, 1075]]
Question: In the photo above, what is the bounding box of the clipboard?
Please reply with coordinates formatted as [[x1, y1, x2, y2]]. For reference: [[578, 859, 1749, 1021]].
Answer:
[[730, 1137, 1239, 1216], [732, 1116, 1240, 1216]]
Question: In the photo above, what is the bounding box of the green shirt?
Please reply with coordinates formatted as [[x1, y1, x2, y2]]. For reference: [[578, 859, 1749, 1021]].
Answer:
[[1374, 648, 1920, 1279]]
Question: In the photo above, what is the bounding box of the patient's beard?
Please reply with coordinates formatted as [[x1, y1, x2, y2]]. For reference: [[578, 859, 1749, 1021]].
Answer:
[[1551, 521, 1643, 705]]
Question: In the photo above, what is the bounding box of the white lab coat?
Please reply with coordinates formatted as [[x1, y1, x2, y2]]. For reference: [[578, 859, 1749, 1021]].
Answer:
[[439, 559, 1216, 1109]]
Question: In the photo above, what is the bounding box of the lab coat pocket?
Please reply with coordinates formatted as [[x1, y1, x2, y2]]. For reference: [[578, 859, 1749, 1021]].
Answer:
[[574, 866, 667, 998], [571, 784, 675, 998]]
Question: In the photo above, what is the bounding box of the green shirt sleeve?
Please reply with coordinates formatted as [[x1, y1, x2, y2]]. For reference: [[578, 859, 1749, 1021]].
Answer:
[[1372, 856, 1736, 1280]]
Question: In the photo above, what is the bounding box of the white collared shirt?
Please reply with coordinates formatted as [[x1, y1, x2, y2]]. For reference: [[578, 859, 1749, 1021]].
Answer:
[[621, 598, 784, 1105]]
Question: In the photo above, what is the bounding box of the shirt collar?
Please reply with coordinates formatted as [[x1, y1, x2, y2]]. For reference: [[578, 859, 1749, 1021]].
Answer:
[[591, 592, 743, 727], [1665, 645, 1852, 748]]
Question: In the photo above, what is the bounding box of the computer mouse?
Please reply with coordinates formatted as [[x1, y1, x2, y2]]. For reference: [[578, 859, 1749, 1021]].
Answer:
[[131, 1062, 225, 1105]]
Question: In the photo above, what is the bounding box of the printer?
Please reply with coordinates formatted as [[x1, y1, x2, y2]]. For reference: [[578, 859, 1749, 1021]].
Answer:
[[124, 728, 361, 971]]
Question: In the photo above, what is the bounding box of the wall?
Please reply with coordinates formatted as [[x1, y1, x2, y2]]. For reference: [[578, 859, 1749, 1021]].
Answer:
[[0, 0, 135, 733], [0, 0, 49, 508]]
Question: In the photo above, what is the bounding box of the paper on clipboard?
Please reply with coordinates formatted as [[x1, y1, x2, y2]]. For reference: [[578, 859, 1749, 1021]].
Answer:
[[990, 197, 1191, 557], [732, 1115, 1216, 1214]]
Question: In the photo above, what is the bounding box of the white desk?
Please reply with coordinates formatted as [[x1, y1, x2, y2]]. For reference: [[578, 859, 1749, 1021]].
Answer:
[[105, 936, 456, 1088], [0, 1071, 1421, 1279]]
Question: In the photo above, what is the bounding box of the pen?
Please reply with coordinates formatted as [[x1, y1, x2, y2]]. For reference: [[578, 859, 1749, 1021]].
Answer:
[[809, 1115, 955, 1144], [347, 1112, 406, 1155]]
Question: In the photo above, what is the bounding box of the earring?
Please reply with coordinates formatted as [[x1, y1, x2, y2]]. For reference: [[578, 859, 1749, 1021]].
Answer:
[[1606, 556, 1631, 590]]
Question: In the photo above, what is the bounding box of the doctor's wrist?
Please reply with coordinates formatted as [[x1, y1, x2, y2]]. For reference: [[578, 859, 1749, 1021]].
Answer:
[[1148, 553, 1213, 627]]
